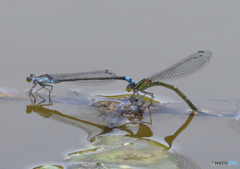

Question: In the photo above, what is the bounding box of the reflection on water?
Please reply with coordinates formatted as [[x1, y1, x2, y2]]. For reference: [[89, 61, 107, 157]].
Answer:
[[27, 94, 114, 141], [165, 112, 195, 150], [27, 93, 155, 141], [27, 93, 195, 145], [229, 98, 240, 134], [26, 92, 201, 168], [1, 90, 239, 168]]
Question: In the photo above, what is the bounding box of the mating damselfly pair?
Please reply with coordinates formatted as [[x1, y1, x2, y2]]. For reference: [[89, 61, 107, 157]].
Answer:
[[27, 50, 212, 111]]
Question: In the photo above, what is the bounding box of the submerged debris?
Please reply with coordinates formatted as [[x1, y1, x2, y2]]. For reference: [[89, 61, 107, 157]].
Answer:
[[33, 165, 63, 169], [66, 135, 179, 169]]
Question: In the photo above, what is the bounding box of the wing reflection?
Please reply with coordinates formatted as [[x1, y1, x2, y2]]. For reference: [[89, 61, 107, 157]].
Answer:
[[26, 94, 155, 141], [27, 93, 196, 149], [27, 94, 114, 141]]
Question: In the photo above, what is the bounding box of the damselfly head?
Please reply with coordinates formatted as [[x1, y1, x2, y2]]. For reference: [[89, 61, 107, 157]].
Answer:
[[126, 84, 133, 92], [26, 105, 33, 114], [26, 74, 35, 82]]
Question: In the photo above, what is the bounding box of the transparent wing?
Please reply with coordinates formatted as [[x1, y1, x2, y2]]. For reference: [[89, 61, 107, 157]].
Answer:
[[50, 70, 117, 86], [148, 51, 212, 81]]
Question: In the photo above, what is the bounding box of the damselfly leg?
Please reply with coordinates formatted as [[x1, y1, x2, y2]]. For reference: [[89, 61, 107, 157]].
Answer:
[[27, 83, 37, 95], [35, 83, 53, 96], [29, 92, 53, 107], [129, 89, 150, 108], [130, 90, 143, 102], [141, 90, 154, 100]]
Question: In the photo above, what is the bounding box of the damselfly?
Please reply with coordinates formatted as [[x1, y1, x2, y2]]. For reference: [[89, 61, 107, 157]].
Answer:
[[27, 50, 212, 111], [125, 50, 212, 111], [26, 70, 135, 95]]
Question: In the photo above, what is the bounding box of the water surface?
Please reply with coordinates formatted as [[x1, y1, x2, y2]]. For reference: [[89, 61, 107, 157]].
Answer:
[[1, 1, 240, 168]]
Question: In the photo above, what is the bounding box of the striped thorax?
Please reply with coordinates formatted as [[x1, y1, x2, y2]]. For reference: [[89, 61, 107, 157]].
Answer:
[[133, 78, 153, 91]]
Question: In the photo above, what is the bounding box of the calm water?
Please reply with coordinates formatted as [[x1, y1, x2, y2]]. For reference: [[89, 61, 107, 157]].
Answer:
[[1, 1, 240, 169]]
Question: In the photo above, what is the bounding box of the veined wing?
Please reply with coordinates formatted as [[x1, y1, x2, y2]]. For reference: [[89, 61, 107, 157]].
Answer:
[[50, 69, 117, 86], [148, 51, 212, 81]]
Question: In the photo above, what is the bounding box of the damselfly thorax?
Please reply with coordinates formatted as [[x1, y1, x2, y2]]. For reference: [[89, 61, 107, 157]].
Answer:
[[133, 79, 153, 91]]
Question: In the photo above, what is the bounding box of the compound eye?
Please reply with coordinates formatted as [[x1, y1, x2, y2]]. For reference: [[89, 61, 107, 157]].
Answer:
[[126, 84, 133, 92], [26, 77, 32, 82], [126, 87, 132, 92]]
